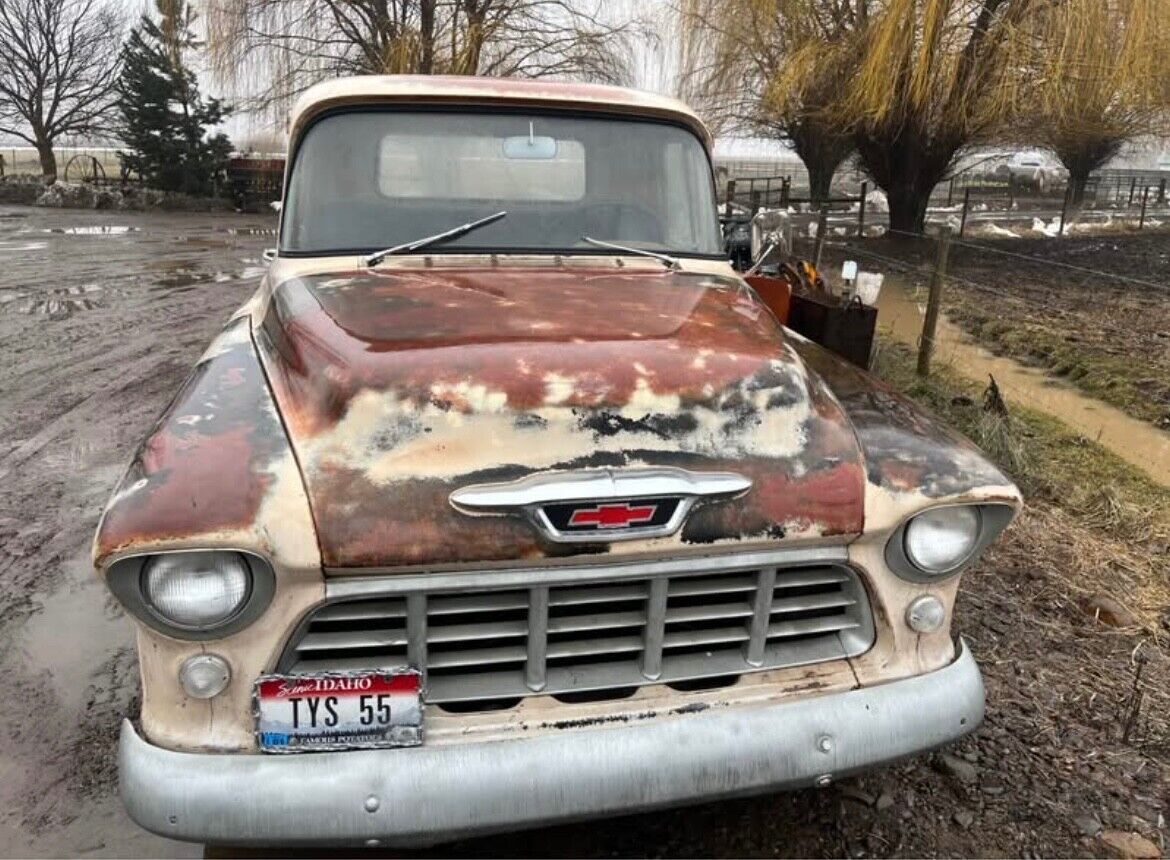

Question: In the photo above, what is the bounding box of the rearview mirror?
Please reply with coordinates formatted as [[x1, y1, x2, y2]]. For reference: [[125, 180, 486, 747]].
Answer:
[[503, 135, 558, 160]]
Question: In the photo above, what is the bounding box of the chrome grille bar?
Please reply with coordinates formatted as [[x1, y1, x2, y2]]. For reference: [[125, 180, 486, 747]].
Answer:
[[526, 586, 549, 692], [282, 548, 873, 709], [745, 566, 776, 666], [641, 577, 668, 680], [406, 593, 427, 669]]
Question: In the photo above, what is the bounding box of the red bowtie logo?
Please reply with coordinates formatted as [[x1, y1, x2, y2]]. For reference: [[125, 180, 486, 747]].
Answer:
[[568, 502, 657, 529]]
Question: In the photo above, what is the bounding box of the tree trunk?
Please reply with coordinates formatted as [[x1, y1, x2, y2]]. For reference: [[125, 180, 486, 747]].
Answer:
[[1067, 169, 1089, 207], [807, 166, 833, 206], [419, 0, 435, 74], [1051, 134, 1124, 211], [788, 119, 853, 208], [854, 123, 956, 236], [885, 175, 934, 234], [36, 139, 57, 185]]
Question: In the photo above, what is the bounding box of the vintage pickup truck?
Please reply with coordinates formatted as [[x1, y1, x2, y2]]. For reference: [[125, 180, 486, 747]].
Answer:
[[95, 76, 1021, 847]]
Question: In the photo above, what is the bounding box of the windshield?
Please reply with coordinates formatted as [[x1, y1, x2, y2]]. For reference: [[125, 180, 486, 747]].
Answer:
[[281, 110, 724, 257]]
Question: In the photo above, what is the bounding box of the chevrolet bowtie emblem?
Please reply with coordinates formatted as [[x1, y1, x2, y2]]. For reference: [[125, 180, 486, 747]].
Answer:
[[449, 467, 752, 543]]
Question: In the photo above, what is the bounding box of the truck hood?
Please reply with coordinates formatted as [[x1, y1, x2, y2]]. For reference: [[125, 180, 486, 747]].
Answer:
[[256, 266, 866, 568]]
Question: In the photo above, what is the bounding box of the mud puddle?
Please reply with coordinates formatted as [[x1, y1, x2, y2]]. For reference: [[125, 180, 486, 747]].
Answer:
[[42, 226, 140, 236], [0, 204, 279, 858], [0, 240, 48, 255], [877, 280, 1170, 487], [16, 572, 126, 713]]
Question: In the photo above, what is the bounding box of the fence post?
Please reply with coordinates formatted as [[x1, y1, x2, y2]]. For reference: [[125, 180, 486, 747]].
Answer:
[[750, 190, 761, 215], [813, 207, 829, 271], [724, 180, 735, 218], [1158, 178, 1166, 206], [1128, 177, 1137, 207], [764, 177, 772, 206], [1058, 183, 1070, 237], [1139, 186, 1149, 230], [1007, 178, 1015, 211], [917, 228, 951, 378], [947, 177, 955, 207], [780, 177, 790, 209], [857, 181, 868, 238], [959, 188, 971, 237]]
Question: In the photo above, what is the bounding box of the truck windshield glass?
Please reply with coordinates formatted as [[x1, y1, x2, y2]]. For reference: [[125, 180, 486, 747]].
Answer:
[[281, 111, 723, 257]]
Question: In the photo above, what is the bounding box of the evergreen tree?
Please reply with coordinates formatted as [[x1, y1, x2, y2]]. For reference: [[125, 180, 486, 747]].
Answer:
[[116, 0, 232, 196]]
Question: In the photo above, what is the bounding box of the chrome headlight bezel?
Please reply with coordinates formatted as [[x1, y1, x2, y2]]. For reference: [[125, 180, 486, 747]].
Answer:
[[885, 503, 1016, 582], [104, 549, 276, 640]]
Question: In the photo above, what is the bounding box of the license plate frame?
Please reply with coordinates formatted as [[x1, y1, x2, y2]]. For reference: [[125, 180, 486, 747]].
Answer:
[[253, 668, 424, 754]]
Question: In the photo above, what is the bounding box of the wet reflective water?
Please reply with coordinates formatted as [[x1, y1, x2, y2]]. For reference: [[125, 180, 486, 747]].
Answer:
[[877, 281, 1170, 488]]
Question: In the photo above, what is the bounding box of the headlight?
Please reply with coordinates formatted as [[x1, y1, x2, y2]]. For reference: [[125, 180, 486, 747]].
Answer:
[[903, 506, 981, 575], [143, 551, 251, 629]]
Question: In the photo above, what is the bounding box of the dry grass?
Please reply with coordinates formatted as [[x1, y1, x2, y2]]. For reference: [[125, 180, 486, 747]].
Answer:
[[971, 501, 1170, 753]]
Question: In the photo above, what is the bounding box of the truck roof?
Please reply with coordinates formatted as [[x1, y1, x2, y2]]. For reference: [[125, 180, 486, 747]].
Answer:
[[288, 75, 712, 149]]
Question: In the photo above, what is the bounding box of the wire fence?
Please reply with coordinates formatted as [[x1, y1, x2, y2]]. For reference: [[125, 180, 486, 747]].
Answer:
[[715, 152, 1170, 216], [0, 145, 283, 210], [735, 202, 1170, 398]]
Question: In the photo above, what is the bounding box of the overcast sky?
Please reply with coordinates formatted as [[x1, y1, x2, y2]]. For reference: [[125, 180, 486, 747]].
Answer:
[[5, 0, 1166, 165]]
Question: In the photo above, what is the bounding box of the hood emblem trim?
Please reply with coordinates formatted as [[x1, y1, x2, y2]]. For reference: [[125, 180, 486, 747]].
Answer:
[[449, 467, 752, 543]]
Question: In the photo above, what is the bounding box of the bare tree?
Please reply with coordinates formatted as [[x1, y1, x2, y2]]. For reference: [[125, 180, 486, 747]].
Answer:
[[677, 0, 863, 205], [0, 0, 124, 183], [206, 0, 635, 114]]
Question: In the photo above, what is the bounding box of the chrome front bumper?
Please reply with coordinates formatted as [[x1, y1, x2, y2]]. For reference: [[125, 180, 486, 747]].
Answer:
[[120, 642, 983, 847]]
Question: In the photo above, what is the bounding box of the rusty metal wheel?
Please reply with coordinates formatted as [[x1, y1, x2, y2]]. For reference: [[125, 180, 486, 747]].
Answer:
[[63, 154, 106, 183]]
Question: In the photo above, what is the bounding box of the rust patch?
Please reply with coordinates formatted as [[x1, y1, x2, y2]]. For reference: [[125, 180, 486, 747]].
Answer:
[[538, 711, 660, 731], [260, 269, 793, 435], [95, 319, 293, 564]]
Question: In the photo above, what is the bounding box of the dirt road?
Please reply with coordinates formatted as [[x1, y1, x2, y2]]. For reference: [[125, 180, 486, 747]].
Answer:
[[0, 205, 1165, 858]]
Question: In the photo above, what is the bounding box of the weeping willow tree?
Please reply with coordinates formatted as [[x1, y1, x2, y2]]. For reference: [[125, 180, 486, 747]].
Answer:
[[205, 0, 634, 113], [678, 0, 866, 204], [1030, 0, 1169, 206], [816, 0, 1043, 233]]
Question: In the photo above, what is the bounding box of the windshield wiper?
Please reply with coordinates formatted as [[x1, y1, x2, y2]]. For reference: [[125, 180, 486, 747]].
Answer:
[[582, 237, 681, 270], [365, 211, 507, 266]]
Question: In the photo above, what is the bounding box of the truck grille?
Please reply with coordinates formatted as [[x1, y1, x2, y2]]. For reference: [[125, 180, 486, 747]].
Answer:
[[280, 559, 874, 709]]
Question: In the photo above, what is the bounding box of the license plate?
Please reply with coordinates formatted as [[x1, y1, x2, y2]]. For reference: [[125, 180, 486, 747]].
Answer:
[[254, 669, 423, 753]]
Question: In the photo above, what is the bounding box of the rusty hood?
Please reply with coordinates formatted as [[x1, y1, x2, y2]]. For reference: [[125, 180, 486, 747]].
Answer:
[[255, 266, 867, 568]]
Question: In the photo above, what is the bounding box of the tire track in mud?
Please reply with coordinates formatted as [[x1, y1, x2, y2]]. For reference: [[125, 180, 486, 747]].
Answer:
[[0, 354, 188, 481]]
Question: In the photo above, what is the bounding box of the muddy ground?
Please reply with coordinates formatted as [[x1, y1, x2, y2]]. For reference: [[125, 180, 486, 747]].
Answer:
[[0, 205, 1166, 858]]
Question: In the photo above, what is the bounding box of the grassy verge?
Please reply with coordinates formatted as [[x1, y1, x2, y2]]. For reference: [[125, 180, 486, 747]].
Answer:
[[946, 300, 1170, 430]]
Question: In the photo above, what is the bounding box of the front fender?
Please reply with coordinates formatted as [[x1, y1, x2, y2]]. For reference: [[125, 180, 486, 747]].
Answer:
[[93, 315, 323, 752]]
